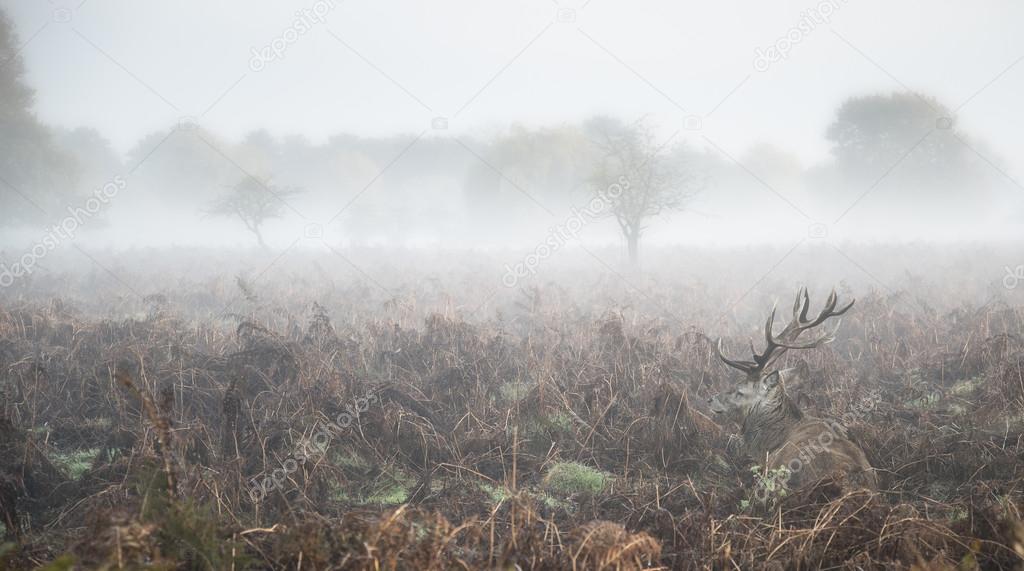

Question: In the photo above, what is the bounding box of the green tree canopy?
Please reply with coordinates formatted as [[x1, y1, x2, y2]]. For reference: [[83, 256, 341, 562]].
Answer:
[[826, 92, 974, 186]]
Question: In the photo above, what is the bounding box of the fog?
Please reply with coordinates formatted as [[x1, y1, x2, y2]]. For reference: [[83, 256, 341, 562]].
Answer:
[[2, 0, 1023, 260], [6, 5, 1024, 565]]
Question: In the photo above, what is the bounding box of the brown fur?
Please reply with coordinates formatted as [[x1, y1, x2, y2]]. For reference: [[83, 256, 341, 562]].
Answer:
[[760, 411, 878, 491], [713, 367, 877, 491]]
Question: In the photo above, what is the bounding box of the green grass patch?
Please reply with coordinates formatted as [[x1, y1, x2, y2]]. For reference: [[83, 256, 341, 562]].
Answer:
[[499, 382, 531, 402], [332, 466, 416, 505], [542, 462, 610, 496], [907, 392, 941, 410], [331, 449, 371, 471], [539, 412, 573, 434], [950, 378, 982, 396], [49, 448, 100, 480], [536, 491, 572, 511], [478, 482, 572, 511], [479, 482, 511, 504], [34, 554, 76, 571], [364, 471, 414, 504], [518, 412, 575, 446]]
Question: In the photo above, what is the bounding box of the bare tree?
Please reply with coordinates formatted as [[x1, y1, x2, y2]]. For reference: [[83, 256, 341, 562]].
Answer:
[[206, 175, 300, 249], [586, 117, 702, 269]]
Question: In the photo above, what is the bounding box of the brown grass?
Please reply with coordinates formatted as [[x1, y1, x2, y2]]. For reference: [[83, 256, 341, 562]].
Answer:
[[0, 255, 1022, 570]]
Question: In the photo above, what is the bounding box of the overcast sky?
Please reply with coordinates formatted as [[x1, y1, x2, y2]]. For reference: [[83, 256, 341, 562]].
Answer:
[[4, 0, 1022, 170]]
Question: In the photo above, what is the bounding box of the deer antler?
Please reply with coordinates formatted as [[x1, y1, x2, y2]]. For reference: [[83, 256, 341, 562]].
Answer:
[[716, 287, 853, 379]]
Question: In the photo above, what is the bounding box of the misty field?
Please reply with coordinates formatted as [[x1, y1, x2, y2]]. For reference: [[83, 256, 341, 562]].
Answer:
[[0, 247, 1022, 570], [3, 0, 1024, 568]]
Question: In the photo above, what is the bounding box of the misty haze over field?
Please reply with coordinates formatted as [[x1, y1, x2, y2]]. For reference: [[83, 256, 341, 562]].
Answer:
[[0, 0, 1023, 320], [1, 0, 1022, 258], [6, 4, 1024, 569]]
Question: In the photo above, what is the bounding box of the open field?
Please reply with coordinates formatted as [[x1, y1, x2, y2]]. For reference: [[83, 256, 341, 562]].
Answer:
[[4, 0, 1024, 568], [0, 246, 1022, 569]]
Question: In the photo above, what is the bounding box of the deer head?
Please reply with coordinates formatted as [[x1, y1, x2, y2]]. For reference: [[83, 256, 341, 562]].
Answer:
[[708, 288, 853, 422]]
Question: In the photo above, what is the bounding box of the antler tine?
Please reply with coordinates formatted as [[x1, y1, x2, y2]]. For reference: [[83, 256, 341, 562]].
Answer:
[[797, 287, 810, 322], [775, 319, 843, 350], [754, 306, 783, 367], [802, 289, 854, 329], [791, 288, 803, 319], [764, 306, 777, 344], [805, 296, 835, 328], [757, 297, 820, 372], [717, 289, 853, 379], [716, 338, 759, 376], [834, 297, 855, 316]]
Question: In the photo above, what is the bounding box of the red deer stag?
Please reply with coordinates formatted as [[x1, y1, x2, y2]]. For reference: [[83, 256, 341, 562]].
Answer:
[[709, 288, 877, 492]]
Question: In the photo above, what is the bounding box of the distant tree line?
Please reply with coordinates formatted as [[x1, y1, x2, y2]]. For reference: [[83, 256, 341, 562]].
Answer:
[[0, 5, 1009, 263]]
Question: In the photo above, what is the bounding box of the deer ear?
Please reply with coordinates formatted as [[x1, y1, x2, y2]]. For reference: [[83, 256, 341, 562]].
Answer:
[[762, 371, 781, 390]]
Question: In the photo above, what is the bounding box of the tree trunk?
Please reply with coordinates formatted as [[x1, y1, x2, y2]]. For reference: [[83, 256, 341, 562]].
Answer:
[[253, 228, 267, 250], [626, 231, 640, 272]]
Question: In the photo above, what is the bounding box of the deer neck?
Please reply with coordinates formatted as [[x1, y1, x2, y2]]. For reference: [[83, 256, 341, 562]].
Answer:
[[740, 391, 803, 459]]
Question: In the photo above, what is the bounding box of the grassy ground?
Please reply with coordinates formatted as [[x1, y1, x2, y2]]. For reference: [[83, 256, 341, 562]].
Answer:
[[0, 248, 1023, 569]]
